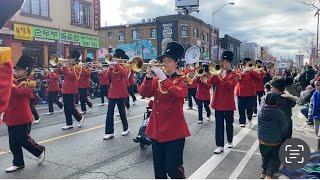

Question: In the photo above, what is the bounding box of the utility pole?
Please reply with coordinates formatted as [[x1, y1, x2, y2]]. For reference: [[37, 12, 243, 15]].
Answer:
[[315, 9, 320, 65]]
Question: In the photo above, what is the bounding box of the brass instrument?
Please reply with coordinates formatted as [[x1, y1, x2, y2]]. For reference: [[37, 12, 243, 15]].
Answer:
[[130, 57, 164, 72], [186, 72, 196, 85], [208, 61, 222, 75], [197, 67, 205, 76], [13, 79, 37, 88], [49, 55, 71, 67]]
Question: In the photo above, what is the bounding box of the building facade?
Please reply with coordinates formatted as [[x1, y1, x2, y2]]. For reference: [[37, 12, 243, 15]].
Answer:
[[220, 34, 241, 65], [99, 14, 214, 61], [0, 0, 100, 66], [240, 42, 261, 61]]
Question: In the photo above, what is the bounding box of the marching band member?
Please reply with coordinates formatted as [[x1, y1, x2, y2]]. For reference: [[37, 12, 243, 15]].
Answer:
[[184, 63, 198, 110], [139, 42, 190, 179], [194, 65, 212, 124], [253, 60, 266, 116], [236, 58, 261, 127], [3, 55, 45, 172], [103, 49, 130, 140], [45, 68, 63, 115], [208, 51, 239, 154], [78, 57, 93, 114], [57, 50, 84, 130], [0, 48, 13, 123], [98, 66, 110, 106]]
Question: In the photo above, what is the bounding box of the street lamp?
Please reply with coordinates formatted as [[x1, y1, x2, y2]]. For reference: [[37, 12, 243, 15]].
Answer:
[[212, 2, 235, 59]]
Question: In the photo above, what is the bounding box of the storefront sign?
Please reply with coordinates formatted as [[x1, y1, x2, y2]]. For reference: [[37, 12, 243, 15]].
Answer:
[[93, 0, 100, 30], [14, 23, 99, 49], [13, 24, 33, 41]]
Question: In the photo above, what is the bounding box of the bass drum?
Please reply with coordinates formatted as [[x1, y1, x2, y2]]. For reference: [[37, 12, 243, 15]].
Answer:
[[185, 46, 201, 65]]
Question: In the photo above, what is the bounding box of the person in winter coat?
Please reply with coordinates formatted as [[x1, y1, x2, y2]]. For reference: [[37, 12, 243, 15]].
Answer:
[[258, 92, 288, 179], [311, 77, 320, 139]]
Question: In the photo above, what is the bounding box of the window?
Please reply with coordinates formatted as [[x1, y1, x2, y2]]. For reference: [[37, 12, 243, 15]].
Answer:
[[150, 29, 157, 39], [71, 0, 92, 27], [107, 31, 113, 38], [193, 28, 199, 38], [230, 44, 234, 52], [202, 32, 205, 41], [21, 0, 49, 18], [119, 32, 125, 41], [181, 26, 188, 37], [132, 30, 139, 40], [206, 33, 209, 42]]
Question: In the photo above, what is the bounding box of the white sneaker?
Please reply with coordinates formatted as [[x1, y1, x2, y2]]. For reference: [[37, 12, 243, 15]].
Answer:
[[240, 124, 245, 127], [206, 116, 211, 121], [253, 113, 257, 117], [198, 120, 203, 124], [99, 103, 104, 106], [103, 134, 114, 140], [214, 147, 224, 154], [6, 165, 24, 173], [34, 117, 41, 124], [121, 129, 130, 136], [61, 125, 74, 130], [45, 112, 54, 115], [38, 150, 45, 165], [80, 111, 86, 114], [227, 142, 233, 148], [87, 107, 93, 113], [187, 107, 193, 110], [77, 116, 84, 128]]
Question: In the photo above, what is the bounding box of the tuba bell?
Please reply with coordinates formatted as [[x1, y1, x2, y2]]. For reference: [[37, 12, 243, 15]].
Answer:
[[208, 61, 222, 75]]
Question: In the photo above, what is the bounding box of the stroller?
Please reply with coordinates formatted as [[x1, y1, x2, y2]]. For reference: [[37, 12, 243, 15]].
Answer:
[[133, 100, 153, 149]]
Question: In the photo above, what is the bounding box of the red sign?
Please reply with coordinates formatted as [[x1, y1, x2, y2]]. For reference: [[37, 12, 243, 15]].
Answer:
[[93, 0, 100, 30]]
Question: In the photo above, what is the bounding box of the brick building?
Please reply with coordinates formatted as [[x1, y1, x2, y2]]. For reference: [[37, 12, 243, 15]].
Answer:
[[99, 14, 215, 61], [220, 34, 241, 65], [0, 0, 100, 66]]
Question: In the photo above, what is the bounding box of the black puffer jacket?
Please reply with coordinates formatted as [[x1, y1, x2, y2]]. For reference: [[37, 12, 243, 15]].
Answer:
[[258, 102, 288, 144]]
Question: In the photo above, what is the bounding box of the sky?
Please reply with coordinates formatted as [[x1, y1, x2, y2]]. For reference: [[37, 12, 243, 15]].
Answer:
[[100, 0, 318, 59]]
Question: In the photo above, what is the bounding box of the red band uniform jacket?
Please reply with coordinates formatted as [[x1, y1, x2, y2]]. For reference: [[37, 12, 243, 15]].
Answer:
[[138, 72, 191, 143], [208, 70, 239, 111], [107, 64, 129, 99]]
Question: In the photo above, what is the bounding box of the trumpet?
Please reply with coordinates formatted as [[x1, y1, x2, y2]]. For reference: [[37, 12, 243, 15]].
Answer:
[[131, 58, 163, 72], [208, 61, 222, 75], [13, 79, 37, 88], [49, 55, 71, 67]]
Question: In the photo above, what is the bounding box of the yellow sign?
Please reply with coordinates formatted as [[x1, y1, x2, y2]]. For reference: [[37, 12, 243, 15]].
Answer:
[[14, 24, 33, 41]]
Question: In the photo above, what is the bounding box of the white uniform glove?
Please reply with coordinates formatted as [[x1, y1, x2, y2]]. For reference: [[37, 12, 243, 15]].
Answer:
[[151, 66, 167, 82], [0, 112, 4, 127]]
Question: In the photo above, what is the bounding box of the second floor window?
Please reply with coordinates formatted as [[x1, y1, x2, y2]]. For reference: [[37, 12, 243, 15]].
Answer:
[[71, 0, 92, 27], [119, 32, 125, 41], [151, 29, 156, 38], [21, 0, 49, 18], [181, 26, 188, 36], [107, 31, 113, 38], [132, 30, 139, 40]]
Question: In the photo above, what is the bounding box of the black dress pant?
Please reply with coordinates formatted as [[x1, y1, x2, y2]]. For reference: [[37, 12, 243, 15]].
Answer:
[[62, 94, 82, 126], [215, 110, 234, 147], [100, 85, 109, 104], [105, 98, 128, 134], [30, 102, 39, 120], [238, 96, 255, 124], [8, 124, 45, 166], [188, 88, 197, 108], [78, 88, 92, 112], [48, 91, 63, 113], [128, 85, 137, 102], [197, 100, 211, 121], [151, 138, 186, 179]]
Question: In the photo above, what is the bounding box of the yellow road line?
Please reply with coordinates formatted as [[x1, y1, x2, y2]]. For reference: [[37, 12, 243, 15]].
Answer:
[[0, 114, 144, 156]]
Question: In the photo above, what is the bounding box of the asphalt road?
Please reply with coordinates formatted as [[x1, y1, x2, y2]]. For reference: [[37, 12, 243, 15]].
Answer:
[[0, 96, 317, 179]]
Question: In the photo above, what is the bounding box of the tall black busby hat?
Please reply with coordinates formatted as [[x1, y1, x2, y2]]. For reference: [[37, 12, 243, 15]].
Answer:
[[243, 58, 252, 64], [123, 54, 129, 60], [15, 55, 36, 75], [157, 41, 184, 62], [256, 59, 263, 64], [0, 0, 24, 28], [221, 51, 233, 62], [113, 49, 126, 59], [71, 50, 81, 61]]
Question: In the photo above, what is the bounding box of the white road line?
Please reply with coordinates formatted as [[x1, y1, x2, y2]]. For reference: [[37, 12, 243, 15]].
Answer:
[[188, 121, 257, 179], [228, 139, 260, 179]]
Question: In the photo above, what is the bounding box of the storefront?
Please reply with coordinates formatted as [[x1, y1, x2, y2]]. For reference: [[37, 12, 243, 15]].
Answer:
[[10, 23, 99, 66]]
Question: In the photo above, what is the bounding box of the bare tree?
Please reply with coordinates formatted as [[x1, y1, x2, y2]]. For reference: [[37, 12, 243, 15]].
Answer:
[[297, 0, 320, 9]]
